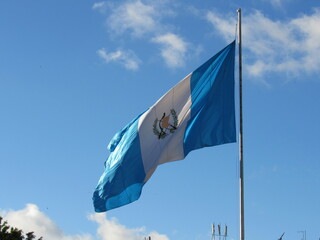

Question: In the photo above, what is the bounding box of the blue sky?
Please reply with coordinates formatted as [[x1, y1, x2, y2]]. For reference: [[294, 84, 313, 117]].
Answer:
[[0, 1, 319, 240]]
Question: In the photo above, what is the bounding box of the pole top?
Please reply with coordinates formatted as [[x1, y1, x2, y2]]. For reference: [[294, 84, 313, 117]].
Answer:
[[237, 8, 241, 13]]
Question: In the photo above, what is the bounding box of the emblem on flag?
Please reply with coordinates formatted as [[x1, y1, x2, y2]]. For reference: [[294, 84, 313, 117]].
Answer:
[[152, 109, 178, 139]]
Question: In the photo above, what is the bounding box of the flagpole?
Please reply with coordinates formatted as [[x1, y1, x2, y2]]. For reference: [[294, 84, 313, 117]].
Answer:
[[237, 8, 245, 240]]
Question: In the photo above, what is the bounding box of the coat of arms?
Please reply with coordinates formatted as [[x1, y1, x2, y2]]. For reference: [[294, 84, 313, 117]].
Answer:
[[153, 109, 178, 139]]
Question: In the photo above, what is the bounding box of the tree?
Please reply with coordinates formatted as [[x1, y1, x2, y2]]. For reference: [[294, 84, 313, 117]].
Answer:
[[0, 216, 43, 240]]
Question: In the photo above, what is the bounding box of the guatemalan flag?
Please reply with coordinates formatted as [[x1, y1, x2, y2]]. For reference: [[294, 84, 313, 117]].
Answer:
[[93, 41, 236, 212]]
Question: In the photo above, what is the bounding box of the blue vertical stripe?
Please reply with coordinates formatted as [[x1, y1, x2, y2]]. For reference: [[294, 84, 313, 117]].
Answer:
[[183, 41, 236, 156], [93, 113, 146, 212]]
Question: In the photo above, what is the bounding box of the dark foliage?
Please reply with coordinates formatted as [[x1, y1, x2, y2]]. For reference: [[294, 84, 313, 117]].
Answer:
[[0, 216, 43, 240]]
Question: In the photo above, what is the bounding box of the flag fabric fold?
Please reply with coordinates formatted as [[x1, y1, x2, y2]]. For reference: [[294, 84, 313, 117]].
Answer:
[[93, 41, 236, 212]]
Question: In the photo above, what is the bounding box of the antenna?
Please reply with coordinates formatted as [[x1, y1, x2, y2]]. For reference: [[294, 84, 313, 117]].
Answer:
[[298, 230, 306, 240], [212, 224, 216, 240], [211, 224, 228, 240], [224, 225, 228, 240]]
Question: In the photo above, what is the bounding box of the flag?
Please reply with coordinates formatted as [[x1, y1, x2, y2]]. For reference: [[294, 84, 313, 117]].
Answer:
[[93, 41, 236, 212]]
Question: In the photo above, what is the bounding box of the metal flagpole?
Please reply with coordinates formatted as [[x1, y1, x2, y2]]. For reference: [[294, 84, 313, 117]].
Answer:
[[237, 8, 245, 240]]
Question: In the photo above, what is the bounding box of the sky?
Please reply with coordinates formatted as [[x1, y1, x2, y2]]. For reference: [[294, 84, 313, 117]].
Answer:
[[0, 0, 319, 240]]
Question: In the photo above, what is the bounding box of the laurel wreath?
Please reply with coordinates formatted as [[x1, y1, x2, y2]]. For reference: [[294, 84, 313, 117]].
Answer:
[[170, 109, 178, 133]]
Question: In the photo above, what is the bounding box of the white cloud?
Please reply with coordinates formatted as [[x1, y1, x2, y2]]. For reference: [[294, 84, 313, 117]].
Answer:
[[1, 204, 92, 240], [92, 2, 105, 10], [90, 213, 143, 240], [89, 213, 170, 240], [92, 0, 197, 69], [107, 0, 157, 37], [270, 0, 283, 8], [92, 2, 108, 13], [262, 0, 291, 9], [271, 0, 282, 6], [206, 9, 320, 81], [97, 48, 140, 70], [152, 33, 188, 67], [1, 204, 170, 240], [206, 11, 236, 43]]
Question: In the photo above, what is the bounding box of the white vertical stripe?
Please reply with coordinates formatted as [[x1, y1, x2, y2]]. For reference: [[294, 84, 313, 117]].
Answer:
[[138, 74, 192, 182]]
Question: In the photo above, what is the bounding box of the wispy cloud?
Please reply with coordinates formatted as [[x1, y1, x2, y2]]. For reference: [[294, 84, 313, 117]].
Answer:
[[107, 0, 158, 37], [0, 204, 170, 240], [92, 2, 105, 10], [152, 33, 188, 67], [97, 48, 141, 70], [206, 11, 236, 43], [261, 0, 287, 9], [206, 9, 320, 82], [93, 0, 193, 69], [92, 2, 108, 13], [270, 0, 283, 8]]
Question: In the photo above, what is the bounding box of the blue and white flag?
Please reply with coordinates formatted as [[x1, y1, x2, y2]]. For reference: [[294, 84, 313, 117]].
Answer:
[[93, 41, 236, 212]]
